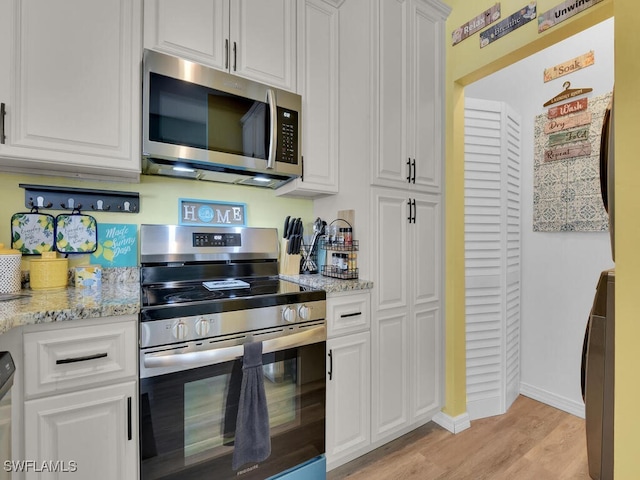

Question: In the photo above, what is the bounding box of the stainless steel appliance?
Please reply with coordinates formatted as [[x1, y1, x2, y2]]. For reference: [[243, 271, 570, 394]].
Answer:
[[142, 50, 302, 189], [582, 270, 614, 480], [0, 351, 15, 480], [581, 96, 615, 480], [138, 225, 326, 480]]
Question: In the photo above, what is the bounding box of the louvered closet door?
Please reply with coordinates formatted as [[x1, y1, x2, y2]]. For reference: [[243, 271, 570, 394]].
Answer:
[[464, 98, 521, 421]]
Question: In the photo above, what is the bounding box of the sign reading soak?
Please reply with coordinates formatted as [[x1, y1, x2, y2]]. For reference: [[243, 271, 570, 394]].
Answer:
[[179, 198, 247, 227]]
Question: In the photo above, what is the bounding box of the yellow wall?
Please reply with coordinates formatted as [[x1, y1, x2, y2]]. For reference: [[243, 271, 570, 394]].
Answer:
[[0, 172, 313, 267], [443, 0, 640, 476]]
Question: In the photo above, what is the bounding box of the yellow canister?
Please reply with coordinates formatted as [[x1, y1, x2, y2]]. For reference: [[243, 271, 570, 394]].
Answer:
[[0, 243, 22, 294], [30, 251, 69, 290]]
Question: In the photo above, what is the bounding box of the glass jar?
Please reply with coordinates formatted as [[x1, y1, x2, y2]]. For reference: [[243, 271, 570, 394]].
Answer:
[[341, 227, 352, 246]]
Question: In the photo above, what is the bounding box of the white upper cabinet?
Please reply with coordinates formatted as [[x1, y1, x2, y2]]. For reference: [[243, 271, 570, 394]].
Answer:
[[144, 0, 297, 91], [276, 0, 340, 197], [373, 0, 447, 192], [0, 0, 142, 182]]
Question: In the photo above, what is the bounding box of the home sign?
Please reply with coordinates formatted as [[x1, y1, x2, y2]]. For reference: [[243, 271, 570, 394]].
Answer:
[[179, 198, 247, 227]]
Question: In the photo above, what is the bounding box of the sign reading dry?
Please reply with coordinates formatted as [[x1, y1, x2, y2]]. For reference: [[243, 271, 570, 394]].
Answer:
[[452, 3, 501, 46], [544, 51, 594, 82], [544, 112, 592, 134], [548, 98, 588, 119], [544, 142, 592, 162]]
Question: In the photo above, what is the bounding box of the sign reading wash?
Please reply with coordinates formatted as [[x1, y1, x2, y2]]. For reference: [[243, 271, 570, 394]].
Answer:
[[180, 198, 247, 227]]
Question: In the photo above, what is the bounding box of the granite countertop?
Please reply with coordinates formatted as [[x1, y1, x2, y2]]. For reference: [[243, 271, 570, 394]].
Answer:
[[280, 273, 373, 293], [0, 268, 372, 335], [0, 268, 140, 334]]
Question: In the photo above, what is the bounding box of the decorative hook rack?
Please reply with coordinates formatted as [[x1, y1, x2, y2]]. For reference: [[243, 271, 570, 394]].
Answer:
[[20, 184, 140, 213]]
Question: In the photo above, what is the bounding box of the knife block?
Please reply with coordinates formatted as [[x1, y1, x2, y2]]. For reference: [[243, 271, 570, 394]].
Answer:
[[279, 239, 301, 275]]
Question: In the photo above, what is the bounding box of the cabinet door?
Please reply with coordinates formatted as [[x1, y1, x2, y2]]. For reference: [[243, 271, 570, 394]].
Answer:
[[326, 332, 370, 468], [409, 193, 442, 420], [411, 0, 445, 191], [230, 0, 296, 91], [371, 188, 410, 314], [276, 0, 339, 198], [24, 381, 137, 480], [143, 0, 228, 70], [0, 0, 141, 181], [373, 0, 411, 189]]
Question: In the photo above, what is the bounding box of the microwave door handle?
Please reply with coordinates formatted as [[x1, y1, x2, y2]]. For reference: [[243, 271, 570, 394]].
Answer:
[[267, 88, 277, 169], [143, 324, 326, 369]]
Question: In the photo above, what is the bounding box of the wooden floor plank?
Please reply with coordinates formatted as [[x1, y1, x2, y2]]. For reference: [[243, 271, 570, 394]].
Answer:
[[328, 395, 591, 480]]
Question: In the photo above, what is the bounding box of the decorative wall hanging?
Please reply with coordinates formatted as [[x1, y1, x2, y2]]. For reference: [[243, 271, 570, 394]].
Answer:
[[452, 3, 501, 46], [10, 210, 55, 255], [548, 98, 588, 119], [544, 111, 592, 134], [538, 0, 604, 33], [544, 51, 594, 82], [479, 2, 536, 48], [543, 81, 593, 107], [92, 223, 138, 267], [533, 92, 611, 232], [179, 198, 247, 227]]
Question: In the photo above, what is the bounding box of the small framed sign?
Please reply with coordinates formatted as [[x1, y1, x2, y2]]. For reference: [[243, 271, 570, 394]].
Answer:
[[179, 198, 247, 227]]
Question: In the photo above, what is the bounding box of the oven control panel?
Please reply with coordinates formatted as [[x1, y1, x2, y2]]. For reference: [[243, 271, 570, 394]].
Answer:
[[140, 300, 327, 348], [193, 232, 241, 247]]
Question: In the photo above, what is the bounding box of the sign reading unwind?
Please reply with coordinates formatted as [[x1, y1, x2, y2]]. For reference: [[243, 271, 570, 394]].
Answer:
[[179, 198, 247, 227]]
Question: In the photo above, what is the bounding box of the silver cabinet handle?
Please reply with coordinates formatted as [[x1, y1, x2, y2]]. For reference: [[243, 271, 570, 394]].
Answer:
[[144, 324, 325, 369], [0, 103, 6, 144], [266, 88, 277, 169]]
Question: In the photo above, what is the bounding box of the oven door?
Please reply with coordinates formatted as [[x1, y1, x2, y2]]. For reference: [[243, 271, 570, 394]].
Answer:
[[139, 328, 326, 480]]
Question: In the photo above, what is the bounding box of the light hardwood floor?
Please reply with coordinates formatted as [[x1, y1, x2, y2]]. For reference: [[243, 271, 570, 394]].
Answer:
[[328, 395, 590, 480]]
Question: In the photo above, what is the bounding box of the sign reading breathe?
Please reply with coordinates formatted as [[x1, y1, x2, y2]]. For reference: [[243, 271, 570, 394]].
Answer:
[[179, 198, 247, 227]]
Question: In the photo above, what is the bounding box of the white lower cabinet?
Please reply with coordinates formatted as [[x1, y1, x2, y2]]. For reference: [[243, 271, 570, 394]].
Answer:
[[325, 291, 371, 470], [24, 382, 137, 480], [22, 317, 138, 480]]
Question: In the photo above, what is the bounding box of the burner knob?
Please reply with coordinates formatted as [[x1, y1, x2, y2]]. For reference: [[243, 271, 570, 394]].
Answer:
[[172, 321, 189, 340], [298, 304, 311, 320], [282, 306, 297, 323], [195, 318, 211, 336]]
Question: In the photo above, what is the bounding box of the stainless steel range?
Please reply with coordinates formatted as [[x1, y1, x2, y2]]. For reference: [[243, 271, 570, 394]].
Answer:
[[138, 225, 327, 480]]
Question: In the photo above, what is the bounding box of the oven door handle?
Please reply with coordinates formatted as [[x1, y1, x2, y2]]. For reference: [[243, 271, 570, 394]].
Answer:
[[143, 324, 326, 369]]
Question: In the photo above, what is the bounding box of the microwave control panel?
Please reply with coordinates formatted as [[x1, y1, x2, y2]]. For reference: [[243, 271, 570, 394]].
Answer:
[[277, 107, 299, 165]]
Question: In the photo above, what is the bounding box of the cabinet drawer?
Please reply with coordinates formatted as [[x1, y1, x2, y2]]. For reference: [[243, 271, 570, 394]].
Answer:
[[327, 292, 371, 338], [24, 320, 137, 398]]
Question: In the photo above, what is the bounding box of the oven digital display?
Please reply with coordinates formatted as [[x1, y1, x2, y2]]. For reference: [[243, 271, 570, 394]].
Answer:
[[192, 233, 241, 247]]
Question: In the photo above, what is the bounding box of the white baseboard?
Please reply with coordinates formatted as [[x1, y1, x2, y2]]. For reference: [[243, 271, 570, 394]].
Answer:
[[432, 410, 471, 434], [519, 382, 585, 419]]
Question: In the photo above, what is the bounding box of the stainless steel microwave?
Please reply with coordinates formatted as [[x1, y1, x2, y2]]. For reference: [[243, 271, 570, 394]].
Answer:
[[142, 49, 302, 189]]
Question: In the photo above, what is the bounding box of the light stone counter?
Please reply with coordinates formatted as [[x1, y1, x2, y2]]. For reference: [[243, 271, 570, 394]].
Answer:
[[0, 268, 140, 334], [280, 273, 373, 293]]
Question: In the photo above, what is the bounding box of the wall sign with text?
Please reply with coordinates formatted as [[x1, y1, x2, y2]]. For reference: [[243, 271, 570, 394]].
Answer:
[[179, 198, 247, 227]]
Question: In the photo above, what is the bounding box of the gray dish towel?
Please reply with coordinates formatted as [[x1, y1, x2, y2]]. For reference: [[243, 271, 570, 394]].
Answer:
[[232, 341, 271, 470]]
